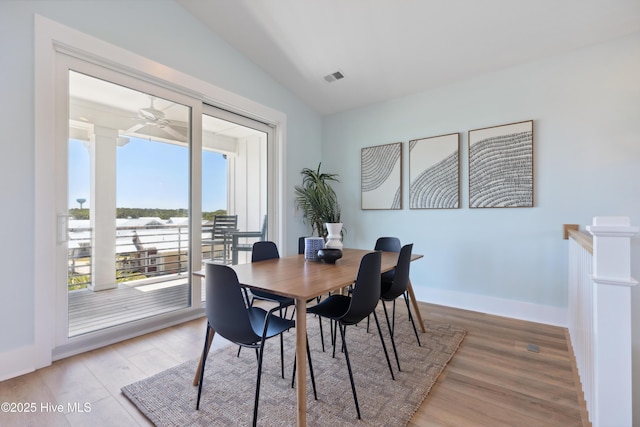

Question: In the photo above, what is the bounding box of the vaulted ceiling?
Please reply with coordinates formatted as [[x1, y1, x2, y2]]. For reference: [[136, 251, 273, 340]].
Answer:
[[177, 0, 640, 115]]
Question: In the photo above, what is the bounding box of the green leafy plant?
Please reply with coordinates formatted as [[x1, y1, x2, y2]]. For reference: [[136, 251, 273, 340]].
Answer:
[[294, 163, 341, 238]]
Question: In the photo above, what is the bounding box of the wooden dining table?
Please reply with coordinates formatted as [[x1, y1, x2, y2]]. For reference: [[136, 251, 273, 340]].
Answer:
[[193, 248, 424, 427]]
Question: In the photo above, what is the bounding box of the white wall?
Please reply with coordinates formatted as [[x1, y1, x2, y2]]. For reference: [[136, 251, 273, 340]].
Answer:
[[322, 31, 640, 424], [0, 0, 319, 370]]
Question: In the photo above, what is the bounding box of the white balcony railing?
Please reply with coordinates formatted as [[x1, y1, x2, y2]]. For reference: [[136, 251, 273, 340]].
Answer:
[[68, 222, 216, 291], [567, 216, 637, 427]]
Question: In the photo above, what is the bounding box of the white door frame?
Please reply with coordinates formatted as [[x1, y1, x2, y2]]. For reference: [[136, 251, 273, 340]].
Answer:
[[55, 54, 203, 348]]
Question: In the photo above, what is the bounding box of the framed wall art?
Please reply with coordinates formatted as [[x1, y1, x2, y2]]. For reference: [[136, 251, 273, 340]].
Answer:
[[361, 142, 402, 210], [468, 120, 533, 208], [409, 133, 460, 209]]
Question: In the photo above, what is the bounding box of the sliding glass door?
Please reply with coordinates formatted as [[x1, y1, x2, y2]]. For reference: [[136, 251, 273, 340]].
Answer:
[[63, 63, 196, 339], [56, 54, 275, 347]]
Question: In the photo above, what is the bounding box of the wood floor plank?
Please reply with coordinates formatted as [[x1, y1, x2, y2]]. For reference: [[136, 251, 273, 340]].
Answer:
[[448, 356, 582, 408], [422, 384, 550, 427], [442, 371, 583, 425]]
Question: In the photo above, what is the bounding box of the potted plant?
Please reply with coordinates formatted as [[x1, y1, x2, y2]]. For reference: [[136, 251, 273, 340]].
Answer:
[[294, 163, 342, 243]]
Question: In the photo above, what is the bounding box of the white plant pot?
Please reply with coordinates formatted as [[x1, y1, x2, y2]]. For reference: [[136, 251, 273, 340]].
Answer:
[[325, 222, 343, 249]]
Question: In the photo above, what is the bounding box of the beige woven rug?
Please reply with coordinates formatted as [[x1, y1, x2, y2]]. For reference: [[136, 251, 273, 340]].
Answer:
[[122, 309, 466, 426]]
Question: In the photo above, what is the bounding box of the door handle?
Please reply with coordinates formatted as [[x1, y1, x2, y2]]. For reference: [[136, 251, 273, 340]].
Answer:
[[57, 213, 70, 243]]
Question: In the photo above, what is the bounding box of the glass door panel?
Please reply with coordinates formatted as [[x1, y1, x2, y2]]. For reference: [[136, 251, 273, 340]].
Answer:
[[67, 70, 191, 337], [200, 109, 269, 299]]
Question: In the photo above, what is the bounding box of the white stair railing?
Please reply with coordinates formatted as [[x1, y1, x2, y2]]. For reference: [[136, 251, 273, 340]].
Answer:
[[567, 216, 637, 427]]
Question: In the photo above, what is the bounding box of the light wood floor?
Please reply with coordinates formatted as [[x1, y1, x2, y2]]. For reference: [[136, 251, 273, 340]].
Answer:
[[409, 303, 588, 427], [0, 302, 588, 426]]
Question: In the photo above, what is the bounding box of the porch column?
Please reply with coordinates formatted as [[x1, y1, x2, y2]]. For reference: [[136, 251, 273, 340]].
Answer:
[[587, 216, 638, 427], [89, 125, 118, 291]]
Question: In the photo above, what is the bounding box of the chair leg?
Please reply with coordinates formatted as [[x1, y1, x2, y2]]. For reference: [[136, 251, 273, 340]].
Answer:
[[196, 324, 212, 410], [339, 324, 361, 420], [291, 334, 318, 400], [331, 320, 338, 358], [392, 299, 397, 335], [280, 333, 285, 379], [237, 290, 254, 359], [381, 300, 401, 371], [332, 319, 347, 357], [318, 316, 325, 352], [372, 310, 396, 380], [403, 292, 422, 346], [290, 355, 295, 389], [278, 306, 287, 378], [253, 337, 267, 427], [306, 334, 318, 400], [315, 295, 326, 352], [340, 324, 347, 353]]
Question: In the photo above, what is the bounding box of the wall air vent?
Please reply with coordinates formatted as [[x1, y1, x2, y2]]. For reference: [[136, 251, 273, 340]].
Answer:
[[324, 70, 345, 83]]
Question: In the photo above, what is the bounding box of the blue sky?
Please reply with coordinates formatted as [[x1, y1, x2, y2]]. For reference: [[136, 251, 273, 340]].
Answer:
[[68, 137, 227, 212]]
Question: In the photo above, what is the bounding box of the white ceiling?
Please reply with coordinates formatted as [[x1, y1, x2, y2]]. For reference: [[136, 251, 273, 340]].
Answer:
[[177, 0, 640, 115]]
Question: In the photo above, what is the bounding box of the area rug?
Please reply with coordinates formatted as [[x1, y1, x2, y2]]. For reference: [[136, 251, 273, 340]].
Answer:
[[122, 310, 466, 426]]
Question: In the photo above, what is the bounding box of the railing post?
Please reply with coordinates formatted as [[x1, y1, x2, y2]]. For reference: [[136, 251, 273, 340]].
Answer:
[[178, 225, 184, 275], [587, 216, 638, 427]]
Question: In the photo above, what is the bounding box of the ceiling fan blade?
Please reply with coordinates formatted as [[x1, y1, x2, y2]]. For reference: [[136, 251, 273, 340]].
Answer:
[[125, 122, 146, 133], [162, 125, 187, 142]]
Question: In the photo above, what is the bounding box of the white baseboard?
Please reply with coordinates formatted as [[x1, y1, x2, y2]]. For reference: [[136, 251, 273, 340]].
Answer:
[[413, 286, 568, 327], [0, 345, 37, 382]]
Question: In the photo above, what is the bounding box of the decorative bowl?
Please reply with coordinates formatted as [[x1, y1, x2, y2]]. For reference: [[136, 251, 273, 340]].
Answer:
[[317, 248, 343, 264]]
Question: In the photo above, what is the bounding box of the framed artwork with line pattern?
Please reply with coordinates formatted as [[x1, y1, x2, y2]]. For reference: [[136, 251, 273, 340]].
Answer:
[[361, 142, 402, 210], [468, 120, 533, 208], [409, 133, 460, 209]]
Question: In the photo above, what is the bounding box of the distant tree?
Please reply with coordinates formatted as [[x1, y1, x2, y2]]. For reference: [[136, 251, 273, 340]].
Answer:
[[116, 207, 189, 219], [69, 208, 89, 220], [70, 207, 226, 221], [203, 209, 228, 222]]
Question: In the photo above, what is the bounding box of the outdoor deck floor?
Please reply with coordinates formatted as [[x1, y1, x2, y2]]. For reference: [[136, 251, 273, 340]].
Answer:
[[68, 276, 195, 336]]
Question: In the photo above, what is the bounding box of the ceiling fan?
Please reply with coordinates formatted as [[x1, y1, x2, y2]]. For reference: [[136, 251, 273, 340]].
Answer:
[[126, 96, 187, 142]]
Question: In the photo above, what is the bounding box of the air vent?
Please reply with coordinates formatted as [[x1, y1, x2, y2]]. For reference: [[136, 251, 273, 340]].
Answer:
[[324, 70, 345, 83]]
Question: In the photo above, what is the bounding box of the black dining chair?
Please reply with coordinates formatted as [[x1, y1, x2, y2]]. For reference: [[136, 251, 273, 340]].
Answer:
[[365, 237, 402, 333], [306, 251, 395, 420], [296, 237, 327, 352], [238, 241, 295, 378], [375, 236, 401, 284], [298, 236, 307, 256], [196, 263, 316, 427], [380, 243, 421, 371], [249, 241, 295, 318]]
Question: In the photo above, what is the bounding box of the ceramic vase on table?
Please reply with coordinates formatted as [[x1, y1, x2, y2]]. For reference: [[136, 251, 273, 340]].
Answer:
[[324, 222, 343, 249], [304, 237, 325, 261]]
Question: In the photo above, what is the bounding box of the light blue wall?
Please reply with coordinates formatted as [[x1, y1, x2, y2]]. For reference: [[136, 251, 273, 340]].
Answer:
[[322, 31, 640, 422], [324, 31, 640, 308], [0, 0, 320, 354]]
